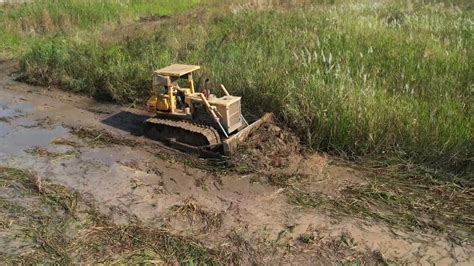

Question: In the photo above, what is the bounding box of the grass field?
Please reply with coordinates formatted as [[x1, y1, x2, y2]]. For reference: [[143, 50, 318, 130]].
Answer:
[[1, 1, 472, 263], [0, 0, 201, 56], [1, 0, 472, 178]]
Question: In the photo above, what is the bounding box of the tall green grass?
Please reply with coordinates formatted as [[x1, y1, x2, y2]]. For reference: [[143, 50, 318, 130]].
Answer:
[[0, 0, 201, 56], [16, 1, 474, 176]]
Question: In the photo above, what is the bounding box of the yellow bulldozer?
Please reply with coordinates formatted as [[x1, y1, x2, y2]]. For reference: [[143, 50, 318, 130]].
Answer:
[[143, 64, 271, 156]]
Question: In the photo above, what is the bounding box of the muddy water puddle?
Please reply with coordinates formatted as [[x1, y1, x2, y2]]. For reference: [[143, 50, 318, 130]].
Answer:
[[0, 98, 33, 118], [0, 124, 67, 158], [0, 99, 67, 158]]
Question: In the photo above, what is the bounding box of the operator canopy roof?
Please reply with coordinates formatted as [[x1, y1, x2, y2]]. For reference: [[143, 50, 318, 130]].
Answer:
[[155, 64, 200, 77]]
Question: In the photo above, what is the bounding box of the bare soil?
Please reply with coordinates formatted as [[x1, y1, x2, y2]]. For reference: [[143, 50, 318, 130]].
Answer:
[[0, 60, 472, 264]]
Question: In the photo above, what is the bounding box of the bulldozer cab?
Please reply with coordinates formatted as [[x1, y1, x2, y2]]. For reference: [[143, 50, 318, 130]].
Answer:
[[148, 64, 200, 113], [147, 63, 246, 136], [153, 64, 199, 91]]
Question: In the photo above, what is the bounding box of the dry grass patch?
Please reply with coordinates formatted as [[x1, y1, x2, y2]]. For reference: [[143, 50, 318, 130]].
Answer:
[[169, 198, 224, 233]]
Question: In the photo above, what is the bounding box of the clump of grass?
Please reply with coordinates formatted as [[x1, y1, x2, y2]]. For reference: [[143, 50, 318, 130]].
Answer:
[[25, 146, 80, 160], [0, 166, 43, 192], [0, 167, 80, 263], [70, 126, 135, 147], [86, 225, 225, 264], [169, 198, 224, 233], [50, 137, 81, 148], [18, 0, 473, 177], [297, 233, 316, 244]]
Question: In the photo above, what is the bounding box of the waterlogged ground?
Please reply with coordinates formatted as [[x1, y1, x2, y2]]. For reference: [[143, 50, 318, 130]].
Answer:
[[0, 60, 472, 264]]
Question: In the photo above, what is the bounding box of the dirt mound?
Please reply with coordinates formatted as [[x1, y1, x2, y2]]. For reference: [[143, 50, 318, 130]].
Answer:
[[230, 122, 366, 198], [231, 123, 305, 173]]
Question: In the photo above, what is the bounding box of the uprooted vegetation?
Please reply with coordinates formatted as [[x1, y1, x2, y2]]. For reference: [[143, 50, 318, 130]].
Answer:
[[168, 199, 224, 233], [69, 126, 137, 147], [25, 146, 80, 159]]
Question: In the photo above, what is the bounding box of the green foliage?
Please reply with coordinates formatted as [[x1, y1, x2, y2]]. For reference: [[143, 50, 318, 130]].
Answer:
[[0, 0, 201, 56], [19, 1, 473, 176]]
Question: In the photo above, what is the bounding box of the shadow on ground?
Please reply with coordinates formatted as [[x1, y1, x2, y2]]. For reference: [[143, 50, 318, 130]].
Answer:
[[101, 111, 149, 136]]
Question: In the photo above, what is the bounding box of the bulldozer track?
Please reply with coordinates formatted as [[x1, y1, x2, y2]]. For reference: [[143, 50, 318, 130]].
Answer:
[[143, 117, 221, 147]]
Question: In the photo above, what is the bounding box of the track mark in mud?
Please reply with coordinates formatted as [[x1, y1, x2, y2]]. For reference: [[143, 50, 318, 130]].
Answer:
[[119, 160, 163, 177]]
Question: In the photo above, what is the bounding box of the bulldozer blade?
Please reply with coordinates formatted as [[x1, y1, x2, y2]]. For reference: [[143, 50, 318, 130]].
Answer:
[[222, 113, 273, 155]]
